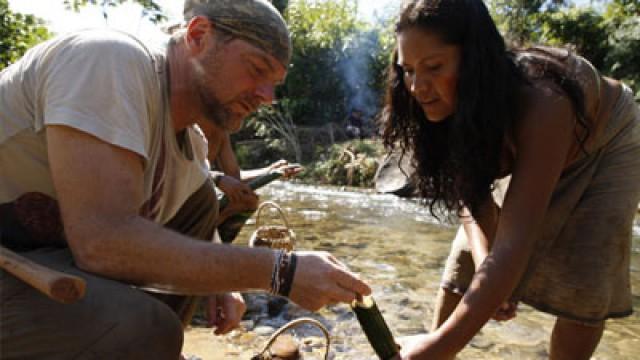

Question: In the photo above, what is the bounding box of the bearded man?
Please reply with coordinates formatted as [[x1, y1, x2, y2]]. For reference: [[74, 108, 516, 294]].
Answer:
[[0, 1, 370, 358]]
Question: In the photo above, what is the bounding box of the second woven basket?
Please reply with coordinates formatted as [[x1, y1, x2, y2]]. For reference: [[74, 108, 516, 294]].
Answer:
[[249, 201, 296, 252]]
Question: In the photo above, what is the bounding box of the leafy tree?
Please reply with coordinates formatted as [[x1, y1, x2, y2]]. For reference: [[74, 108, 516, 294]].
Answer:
[[249, 100, 302, 163], [271, 0, 289, 14], [64, 0, 166, 23], [279, 0, 392, 124], [490, 0, 639, 97], [489, 0, 547, 43], [0, 0, 50, 70], [280, 0, 362, 126], [237, 0, 393, 164], [539, 7, 609, 69], [602, 0, 640, 97]]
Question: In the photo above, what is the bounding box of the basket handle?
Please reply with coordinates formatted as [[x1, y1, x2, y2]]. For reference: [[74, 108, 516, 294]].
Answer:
[[252, 317, 331, 360], [255, 201, 290, 230]]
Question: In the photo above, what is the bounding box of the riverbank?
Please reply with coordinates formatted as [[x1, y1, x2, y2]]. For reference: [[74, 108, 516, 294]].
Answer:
[[183, 328, 255, 359]]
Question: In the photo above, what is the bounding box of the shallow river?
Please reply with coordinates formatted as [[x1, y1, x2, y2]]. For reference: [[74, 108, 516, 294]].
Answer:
[[193, 181, 640, 359]]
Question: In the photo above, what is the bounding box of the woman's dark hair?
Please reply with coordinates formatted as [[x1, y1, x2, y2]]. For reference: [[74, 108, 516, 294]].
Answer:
[[380, 0, 588, 219]]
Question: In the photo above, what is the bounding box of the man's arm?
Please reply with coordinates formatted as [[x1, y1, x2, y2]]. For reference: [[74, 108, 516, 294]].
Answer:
[[47, 125, 273, 294], [46, 125, 370, 309]]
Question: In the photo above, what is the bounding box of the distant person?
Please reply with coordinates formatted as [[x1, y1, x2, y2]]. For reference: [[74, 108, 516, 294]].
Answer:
[[0, 0, 371, 358], [345, 109, 365, 140], [381, 0, 640, 359]]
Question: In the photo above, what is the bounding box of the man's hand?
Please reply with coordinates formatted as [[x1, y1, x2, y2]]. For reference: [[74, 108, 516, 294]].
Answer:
[[206, 292, 246, 335], [217, 175, 257, 207], [287, 251, 371, 311], [215, 175, 259, 226]]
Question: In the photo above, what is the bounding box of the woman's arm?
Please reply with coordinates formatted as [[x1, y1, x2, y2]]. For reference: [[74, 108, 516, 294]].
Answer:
[[403, 90, 576, 359], [461, 201, 498, 272]]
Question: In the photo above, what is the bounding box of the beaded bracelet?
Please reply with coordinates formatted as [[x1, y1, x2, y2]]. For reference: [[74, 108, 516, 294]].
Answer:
[[269, 250, 285, 295], [278, 252, 297, 297], [269, 250, 298, 297]]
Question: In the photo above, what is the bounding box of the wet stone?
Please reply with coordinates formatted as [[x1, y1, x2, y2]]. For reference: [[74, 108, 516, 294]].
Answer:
[[268, 297, 289, 317], [254, 325, 277, 336]]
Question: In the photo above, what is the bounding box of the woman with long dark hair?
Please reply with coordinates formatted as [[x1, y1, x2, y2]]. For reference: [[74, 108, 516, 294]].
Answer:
[[381, 0, 640, 358]]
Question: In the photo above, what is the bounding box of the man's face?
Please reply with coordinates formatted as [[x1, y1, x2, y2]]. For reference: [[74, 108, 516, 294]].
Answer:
[[190, 34, 287, 133]]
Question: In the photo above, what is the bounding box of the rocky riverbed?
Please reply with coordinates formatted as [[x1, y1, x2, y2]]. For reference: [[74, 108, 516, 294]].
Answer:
[[184, 182, 640, 359]]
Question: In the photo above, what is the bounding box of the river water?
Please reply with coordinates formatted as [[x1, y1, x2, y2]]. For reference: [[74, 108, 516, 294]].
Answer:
[[196, 181, 640, 359]]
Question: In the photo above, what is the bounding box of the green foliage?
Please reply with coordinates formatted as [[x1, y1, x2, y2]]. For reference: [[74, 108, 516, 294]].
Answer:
[[603, 0, 640, 19], [489, 0, 640, 98], [539, 7, 609, 68], [281, 0, 359, 126], [247, 100, 302, 163], [370, 17, 395, 99], [602, 1, 640, 98], [0, 0, 50, 70], [489, 0, 547, 43], [298, 140, 383, 187], [233, 140, 284, 169], [271, 0, 289, 14], [64, 0, 166, 23], [239, 0, 392, 166], [278, 0, 390, 126]]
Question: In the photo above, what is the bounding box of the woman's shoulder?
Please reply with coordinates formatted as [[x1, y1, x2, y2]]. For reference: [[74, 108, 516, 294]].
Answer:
[[517, 82, 575, 134], [516, 46, 601, 118]]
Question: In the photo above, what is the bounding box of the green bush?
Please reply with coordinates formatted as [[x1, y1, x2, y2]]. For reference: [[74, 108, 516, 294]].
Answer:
[[298, 139, 383, 187], [0, 0, 50, 70]]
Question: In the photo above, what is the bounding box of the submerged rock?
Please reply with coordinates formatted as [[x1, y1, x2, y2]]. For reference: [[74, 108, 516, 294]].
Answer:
[[374, 150, 416, 197]]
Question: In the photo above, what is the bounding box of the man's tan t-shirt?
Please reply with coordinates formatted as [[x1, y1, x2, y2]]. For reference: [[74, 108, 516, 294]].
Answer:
[[0, 29, 209, 224]]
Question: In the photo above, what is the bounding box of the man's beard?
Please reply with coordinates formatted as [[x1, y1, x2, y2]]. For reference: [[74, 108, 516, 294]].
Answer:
[[197, 79, 233, 129], [190, 54, 235, 130]]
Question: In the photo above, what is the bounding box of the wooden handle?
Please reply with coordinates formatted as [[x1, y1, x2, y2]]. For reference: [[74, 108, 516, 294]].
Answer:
[[0, 246, 86, 304]]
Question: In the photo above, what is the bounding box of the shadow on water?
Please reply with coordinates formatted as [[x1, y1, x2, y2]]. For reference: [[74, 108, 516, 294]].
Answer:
[[201, 182, 640, 359]]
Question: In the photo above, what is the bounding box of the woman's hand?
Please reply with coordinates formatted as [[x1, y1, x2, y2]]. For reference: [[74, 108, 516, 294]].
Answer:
[[492, 301, 518, 321], [217, 175, 256, 205], [396, 333, 456, 360]]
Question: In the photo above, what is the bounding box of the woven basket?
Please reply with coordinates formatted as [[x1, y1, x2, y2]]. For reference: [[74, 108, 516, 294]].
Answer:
[[249, 201, 296, 252]]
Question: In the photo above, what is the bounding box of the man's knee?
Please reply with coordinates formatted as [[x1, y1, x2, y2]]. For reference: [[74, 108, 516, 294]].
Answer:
[[2, 266, 183, 359], [70, 293, 183, 359], [107, 298, 184, 359]]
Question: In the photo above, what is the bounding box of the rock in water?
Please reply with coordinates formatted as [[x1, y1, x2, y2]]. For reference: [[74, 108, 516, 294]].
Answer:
[[270, 334, 301, 360], [374, 150, 416, 197], [268, 297, 289, 317]]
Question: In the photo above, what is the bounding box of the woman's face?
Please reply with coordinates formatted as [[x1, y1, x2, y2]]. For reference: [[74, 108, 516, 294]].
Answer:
[[397, 27, 461, 122]]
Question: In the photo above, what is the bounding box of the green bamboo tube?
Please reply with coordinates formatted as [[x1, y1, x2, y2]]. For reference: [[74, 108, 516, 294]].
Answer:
[[351, 295, 399, 360]]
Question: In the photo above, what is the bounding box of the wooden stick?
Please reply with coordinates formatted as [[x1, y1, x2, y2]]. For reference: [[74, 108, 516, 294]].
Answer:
[[0, 245, 86, 304]]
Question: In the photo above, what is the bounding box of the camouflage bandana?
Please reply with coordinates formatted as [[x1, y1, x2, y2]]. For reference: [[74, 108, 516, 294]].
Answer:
[[184, 0, 291, 67]]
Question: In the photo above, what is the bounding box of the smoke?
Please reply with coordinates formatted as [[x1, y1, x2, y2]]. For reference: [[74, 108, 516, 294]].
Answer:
[[338, 30, 381, 118]]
